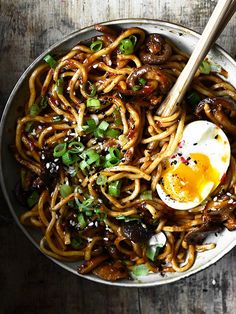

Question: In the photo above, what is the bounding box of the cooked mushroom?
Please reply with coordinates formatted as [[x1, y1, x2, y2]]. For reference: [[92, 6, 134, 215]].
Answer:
[[118, 65, 172, 96], [195, 97, 236, 135], [93, 261, 129, 281], [139, 34, 172, 65], [121, 221, 152, 243], [185, 221, 222, 245]]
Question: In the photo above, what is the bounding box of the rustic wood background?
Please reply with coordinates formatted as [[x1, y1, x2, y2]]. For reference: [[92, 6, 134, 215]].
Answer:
[[0, 0, 236, 313]]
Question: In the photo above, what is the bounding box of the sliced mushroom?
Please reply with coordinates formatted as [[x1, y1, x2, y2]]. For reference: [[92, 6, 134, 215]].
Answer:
[[93, 261, 129, 281], [195, 97, 236, 135], [139, 34, 172, 65]]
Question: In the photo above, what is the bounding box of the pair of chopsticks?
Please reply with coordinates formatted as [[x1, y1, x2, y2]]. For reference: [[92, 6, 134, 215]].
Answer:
[[157, 0, 236, 117]]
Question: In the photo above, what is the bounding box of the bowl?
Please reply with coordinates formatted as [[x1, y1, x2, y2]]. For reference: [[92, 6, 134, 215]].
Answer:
[[1, 18, 236, 287]]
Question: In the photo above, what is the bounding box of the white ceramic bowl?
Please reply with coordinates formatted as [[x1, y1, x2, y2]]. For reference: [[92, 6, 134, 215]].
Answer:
[[1, 19, 236, 287]]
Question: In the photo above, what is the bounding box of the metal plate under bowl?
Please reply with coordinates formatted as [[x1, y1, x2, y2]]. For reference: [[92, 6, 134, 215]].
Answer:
[[1, 18, 236, 287]]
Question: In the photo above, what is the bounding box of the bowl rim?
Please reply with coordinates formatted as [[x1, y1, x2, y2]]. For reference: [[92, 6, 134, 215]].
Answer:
[[1, 18, 236, 288]]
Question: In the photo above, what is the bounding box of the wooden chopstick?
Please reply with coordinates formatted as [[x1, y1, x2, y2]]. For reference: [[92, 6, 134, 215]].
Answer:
[[157, 0, 236, 117]]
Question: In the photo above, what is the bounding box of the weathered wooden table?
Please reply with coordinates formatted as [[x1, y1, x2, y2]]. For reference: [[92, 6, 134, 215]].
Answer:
[[0, 1, 236, 313]]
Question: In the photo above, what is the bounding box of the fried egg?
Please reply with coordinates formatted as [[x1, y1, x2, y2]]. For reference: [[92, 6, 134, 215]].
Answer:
[[156, 120, 231, 210]]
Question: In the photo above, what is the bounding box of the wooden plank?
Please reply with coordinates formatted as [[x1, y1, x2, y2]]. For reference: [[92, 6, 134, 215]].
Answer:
[[0, 0, 236, 313]]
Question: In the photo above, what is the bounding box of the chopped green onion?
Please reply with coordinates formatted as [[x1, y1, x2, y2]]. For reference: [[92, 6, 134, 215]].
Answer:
[[139, 78, 146, 85], [98, 121, 109, 131], [53, 143, 67, 158], [86, 81, 97, 97], [140, 190, 153, 200], [68, 141, 85, 154], [39, 96, 48, 109], [104, 159, 120, 168], [147, 233, 166, 261], [79, 160, 89, 171], [80, 198, 94, 209], [85, 210, 93, 216], [85, 149, 100, 165], [25, 121, 34, 132], [199, 60, 211, 74], [132, 264, 149, 277], [27, 191, 39, 208], [146, 246, 160, 262], [94, 120, 110, 138], [55, 77, 64, 94], [113, 109, 122, 126], [96, 175, 107, 186], [71, 237, 82, 249], [104, 147, 121, 168], [60, 184, 72, 198], [107, 147, 121, 159], [62, 151, 78, 166], [82, 118, 97, 133], [29, 103, 41, 116], [86, 98, 101, 109], [119, 134, 128, 146], [43, 54, 57, 69], [186, 90, 201, 106], [77, 213, 87, 229], [108, 180, 122, 197], [119, 36, 136, 55], [90, 40, 103, 52], [132, 85, 141, 91], [105, 128, 121, 139]]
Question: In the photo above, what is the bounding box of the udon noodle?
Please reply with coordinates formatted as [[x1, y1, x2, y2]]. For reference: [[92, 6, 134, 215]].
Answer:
[[15, 25, 236, 281]]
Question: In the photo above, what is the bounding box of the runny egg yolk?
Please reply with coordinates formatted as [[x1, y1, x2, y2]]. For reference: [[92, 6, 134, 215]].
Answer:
[[161, 153, 220, 203]]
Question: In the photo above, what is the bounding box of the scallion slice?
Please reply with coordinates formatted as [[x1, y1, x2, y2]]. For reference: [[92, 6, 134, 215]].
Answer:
[[98, 121, 109, 131], [77, 213, 87, 229], [131, 264, 149, 277], [96, 175, 107, 186], [139, 78, 146, 85], [105, 128, 121, 139], [146, 246, 160, 262], [119, 36, 136, 55], [79, 160, 89, 171], [68, 141, 85, 154], [62, 151, 78, 166], [85, 149, 100, 165], [86, 81, 97, 97], [108, 180, 122, 197], [60, 184, 72, 198], [86, 98, 101, 109], [53, 143, 67, 157], [186, 90, 201, 106], [27, 191, 39, 208], [199, 60, 211, 74], [71, 237, 82, 249], [140, 190, 153, 200], [29, 103, 41, 116], [90, 40, 103, 52], [43, 54, 57, 69], [25, 121, 34, 132], [132, 85, 141, 91]]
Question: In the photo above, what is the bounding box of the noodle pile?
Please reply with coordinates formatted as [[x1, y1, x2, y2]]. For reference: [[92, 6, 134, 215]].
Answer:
[[15, 25, 236, 281]]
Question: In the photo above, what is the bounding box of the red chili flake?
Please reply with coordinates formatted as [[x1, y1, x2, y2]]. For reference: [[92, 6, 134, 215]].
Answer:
[[171, 154, 177, 159], [178, 140, 185, 148], [220, 173, 227, 184], [180, 156, 189, 165]]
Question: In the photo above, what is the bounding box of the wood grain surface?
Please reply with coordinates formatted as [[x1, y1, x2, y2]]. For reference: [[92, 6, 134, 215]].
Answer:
[[0, 1, 236, 313]]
